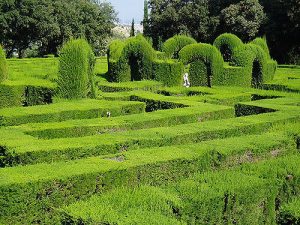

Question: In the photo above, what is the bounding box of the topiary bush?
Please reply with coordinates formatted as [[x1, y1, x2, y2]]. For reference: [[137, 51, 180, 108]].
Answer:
[[179, 43, 224, 87], [0, 46, 8, 82], [152, 59, 184, 86], [213, 33, 243, 62], [162, 35, 197, 59], [250, 37, 271, 59], [232, 43, 268, 87], [108, 35, 155, 82], [58, 39, 96, 99]]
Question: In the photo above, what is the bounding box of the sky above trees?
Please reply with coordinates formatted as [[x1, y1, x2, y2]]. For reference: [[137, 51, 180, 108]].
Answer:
[[107, 0, 143, 24]]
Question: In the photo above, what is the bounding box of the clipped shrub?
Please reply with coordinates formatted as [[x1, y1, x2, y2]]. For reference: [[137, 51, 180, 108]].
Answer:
[[58, 39, 96, 99], [250, 37, 271, 59], [179, 43, 224, 87], [108, 35, 155, 82], [0, 46, 8, 82], [163, 35, 197, 59], [213, 33, 243, 62], [152, 59, 184, 86], [232, 43, 268, 87]]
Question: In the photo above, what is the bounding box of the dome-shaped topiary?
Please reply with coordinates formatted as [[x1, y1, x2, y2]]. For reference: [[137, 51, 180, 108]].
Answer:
[[179, 43, 224, 87], [108, 35, 155, 82], [0, 46, 8, 82], [213, 33, 243, 62], [250, 37, 271, 59], [58, 39, 96, 99], [163, 35, 197, 59], [232, 43, 268, 87]]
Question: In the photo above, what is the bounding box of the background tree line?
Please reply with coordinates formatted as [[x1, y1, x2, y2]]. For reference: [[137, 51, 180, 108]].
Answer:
[[0, 0, 117, 58], [144, 0, 300, 64]]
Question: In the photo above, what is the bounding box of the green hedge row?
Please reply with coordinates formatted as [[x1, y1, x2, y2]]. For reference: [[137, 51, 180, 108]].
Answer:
[[24, 104, 233, 139], [152, 59, 184, 86], [162, 35, 197, 59], [1, 109, 298, 166], [179, 43, 224, 87], [0, 131, 294, 224], [0, 46, 8, 82], [107, 33, 277, 88], [0, 83, 55, 109], [213, 33, 243, 62], [58, 39, 96, 99], [0, 99, 145, 126]]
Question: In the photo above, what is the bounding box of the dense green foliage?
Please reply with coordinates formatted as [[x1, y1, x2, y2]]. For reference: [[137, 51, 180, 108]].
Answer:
[[58, 39, 96, 99], [0, 54, 299, 224], [179, 43, 224, 87], [213, 33, 243, 62], [0, 46, 8, 82], [147, 0, 300, 64], [220, 0, 266, 42], [0, 0, 117, 57], [162, 35, 197, 59]]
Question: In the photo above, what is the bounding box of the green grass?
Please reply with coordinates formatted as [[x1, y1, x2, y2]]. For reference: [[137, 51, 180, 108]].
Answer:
[[279, 198, 300, 224]]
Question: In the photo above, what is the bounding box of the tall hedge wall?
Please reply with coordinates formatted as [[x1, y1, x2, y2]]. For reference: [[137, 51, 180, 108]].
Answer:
[[162, 35, 197, 59], [213, 33, 243, 62], [58, 39, 96, 99], [250, 37, 271, 59], [0, 46, 8, 83], [108, 35, 155, 82], [152, 59, 184, 86], [179, 43, 224, 87], [232, 43, 269, 87]]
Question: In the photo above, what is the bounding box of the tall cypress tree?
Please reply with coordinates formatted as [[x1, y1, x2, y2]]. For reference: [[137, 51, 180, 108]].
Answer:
[[130, 18, 135, 37], [143, 0, 149, 36]]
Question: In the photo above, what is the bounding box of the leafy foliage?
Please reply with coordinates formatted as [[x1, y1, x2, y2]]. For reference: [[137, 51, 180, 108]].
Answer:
[[162, 35, 197, 59], [0, 0, 117, 57], [179, 43, 224, 87], [220, 0, 266, 41], [0, 46, 8, 82], [58, 39, 96, 99], [213, 33, 243, 62]]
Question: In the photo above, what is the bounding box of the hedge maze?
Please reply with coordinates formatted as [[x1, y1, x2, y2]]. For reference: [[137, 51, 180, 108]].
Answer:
[[0, 35, 300, 224]]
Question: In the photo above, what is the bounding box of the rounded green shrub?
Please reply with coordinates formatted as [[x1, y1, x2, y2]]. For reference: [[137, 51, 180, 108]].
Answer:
[[0, 46, 8, 82], [232, 43, 268, 87], [163, 35, 197, 59], [179, 43, 224, 87], [58, 39, 96, 99], [108, 35, 155, 82], [213, 33, 243, 62], [250, 37, 271, 59]]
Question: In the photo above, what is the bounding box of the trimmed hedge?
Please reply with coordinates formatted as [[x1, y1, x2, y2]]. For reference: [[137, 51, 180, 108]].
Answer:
[[108, 35, 155, 82], [152, 59, 184, 86], [250, 37, 271, 59], [0, 99, 145, 126], [1, 110, 298, 166], [58, 39, 96, 99], [0, 46, 8, 82], [232, 43, 268, 87], [213, 33, 243, 62], [162, 35, 197, 59], [179, 43, 224, 87], [0, 132, 294, 224], [0, 83, 55, 109]]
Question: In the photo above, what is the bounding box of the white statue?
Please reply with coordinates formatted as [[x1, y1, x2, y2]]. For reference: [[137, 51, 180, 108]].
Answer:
[[183, 73, 190, 88]]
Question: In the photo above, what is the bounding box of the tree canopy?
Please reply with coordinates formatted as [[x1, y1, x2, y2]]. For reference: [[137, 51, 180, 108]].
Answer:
[[0, 0, 117, 58]]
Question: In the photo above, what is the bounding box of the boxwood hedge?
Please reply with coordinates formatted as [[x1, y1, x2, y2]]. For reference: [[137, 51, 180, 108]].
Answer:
[[162, 35, 197, 59], [0, 46, 8, 82], [58, 39, 96, 99], [179, 43, 224, 87]]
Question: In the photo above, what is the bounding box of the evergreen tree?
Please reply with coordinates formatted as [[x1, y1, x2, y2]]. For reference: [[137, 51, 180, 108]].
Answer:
[[143, 0, 150, 36], [130, 18, 135, 37]]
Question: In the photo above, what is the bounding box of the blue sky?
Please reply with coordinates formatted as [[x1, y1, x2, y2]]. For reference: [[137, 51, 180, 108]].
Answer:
[[106, 0, 144, 24]]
